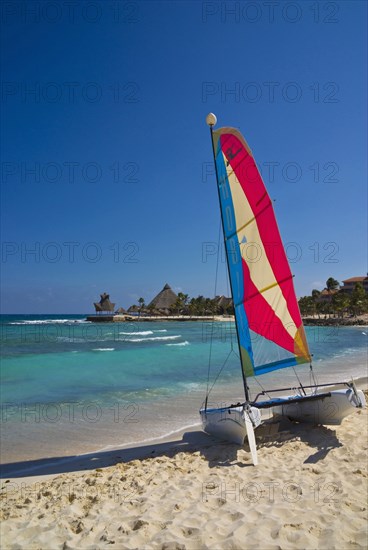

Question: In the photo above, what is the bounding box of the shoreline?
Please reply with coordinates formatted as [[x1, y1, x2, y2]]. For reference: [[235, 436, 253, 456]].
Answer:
[[2, 333, 366, 472], [2, 376, 367, 481], [0, 422, 204, 481], [302, 315, 368, 327]]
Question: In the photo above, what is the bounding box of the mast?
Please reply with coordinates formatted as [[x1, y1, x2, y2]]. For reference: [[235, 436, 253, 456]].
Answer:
[[206, 113, 250, 402]]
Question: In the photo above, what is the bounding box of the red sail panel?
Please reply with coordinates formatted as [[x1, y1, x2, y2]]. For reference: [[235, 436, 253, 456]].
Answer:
[[241, 258, 296, 354]]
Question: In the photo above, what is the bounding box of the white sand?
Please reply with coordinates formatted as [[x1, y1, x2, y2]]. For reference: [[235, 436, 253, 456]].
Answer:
[[1, 399, 367, 550]]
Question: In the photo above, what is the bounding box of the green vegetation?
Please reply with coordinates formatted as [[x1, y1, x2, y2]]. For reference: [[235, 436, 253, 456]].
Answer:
[[171, 295, 234, 316], [138, 297, 145, 317], [170, 292, 190, 315], [134, 294, 234, 317], [298, 278, 368, 318], [326, 277, 339, 291]]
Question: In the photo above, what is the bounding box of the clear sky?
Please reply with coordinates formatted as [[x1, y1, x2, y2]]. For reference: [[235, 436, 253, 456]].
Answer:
[[1, 0, 367, 313]]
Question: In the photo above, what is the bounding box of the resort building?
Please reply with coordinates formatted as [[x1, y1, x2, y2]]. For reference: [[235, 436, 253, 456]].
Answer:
[[317, 289, 339, 303], [340, 276, 368, 294], [148, 284, 178, 314]]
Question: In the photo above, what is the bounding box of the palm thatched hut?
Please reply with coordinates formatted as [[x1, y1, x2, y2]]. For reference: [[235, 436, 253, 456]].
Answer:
[[148, 284, 178, 315], [94, 293, 115, 313]]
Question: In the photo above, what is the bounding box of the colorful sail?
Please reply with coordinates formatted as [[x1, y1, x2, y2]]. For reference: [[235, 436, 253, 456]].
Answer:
[[212, 126, 311, 377]]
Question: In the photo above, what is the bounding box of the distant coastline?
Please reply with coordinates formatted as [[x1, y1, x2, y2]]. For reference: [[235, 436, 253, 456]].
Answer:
[[85, 314, 235, 323], [85, 313, 368, 326], [302, 313, 368, 326]]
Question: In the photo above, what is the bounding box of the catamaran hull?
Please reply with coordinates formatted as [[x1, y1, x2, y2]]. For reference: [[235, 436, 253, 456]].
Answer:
[[200, 406, 261, 445], [272, 388, 366, 425]]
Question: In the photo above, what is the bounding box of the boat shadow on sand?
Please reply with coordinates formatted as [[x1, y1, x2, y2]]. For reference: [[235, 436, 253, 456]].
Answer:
[[253, 417, 343, 464], [1, 420, 342, 480], [195, 418, 342, 468]]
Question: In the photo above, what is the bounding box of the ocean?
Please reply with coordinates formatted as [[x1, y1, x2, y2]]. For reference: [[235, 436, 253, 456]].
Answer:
[[1, 314, 367, 465]]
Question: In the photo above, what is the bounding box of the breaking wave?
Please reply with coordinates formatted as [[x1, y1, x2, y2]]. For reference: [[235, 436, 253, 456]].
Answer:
[[119, 329, 168, 336], [127, 335, 181, 343], [119, 331, 154, 336], [10, 319, 89, 325], [166, 341, 190, 347]]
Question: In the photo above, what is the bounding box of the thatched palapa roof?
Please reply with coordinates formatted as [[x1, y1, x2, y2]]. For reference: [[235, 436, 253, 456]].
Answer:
[[148, 283, 178, 312], [94, 293, 115, 313]]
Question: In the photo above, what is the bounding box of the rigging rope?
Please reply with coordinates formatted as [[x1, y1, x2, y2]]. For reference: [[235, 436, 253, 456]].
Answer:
[[292, 366, 307, 395], [206, 348, 236, 400], [205, 220, 222, 405], [252, 374, 272, 399], [309, 362, 319, 391]]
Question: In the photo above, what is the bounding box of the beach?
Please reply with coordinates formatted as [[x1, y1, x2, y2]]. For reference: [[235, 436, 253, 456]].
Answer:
[[1, 393, 367, 550], [1, 316, 367, 549]]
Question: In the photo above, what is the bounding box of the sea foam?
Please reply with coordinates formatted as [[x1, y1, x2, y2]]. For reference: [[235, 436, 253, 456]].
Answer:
[[127, 335, 181, 343], [119, 330, 154, 336], [166, 341, 190, 347], [10, 319, 89, 325]]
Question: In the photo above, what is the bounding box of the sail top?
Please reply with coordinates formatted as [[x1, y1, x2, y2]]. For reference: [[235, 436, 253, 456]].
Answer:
[[212, 125, 311, 378]]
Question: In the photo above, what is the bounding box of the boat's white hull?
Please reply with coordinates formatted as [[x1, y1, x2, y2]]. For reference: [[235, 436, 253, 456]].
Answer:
[[272, 388, 366, 425], [199, 405, 262, 445], [200, 389, 365, 445]]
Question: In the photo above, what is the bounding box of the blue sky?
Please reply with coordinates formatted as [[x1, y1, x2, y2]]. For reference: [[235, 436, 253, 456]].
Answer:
[[1, 0, 367, 313]]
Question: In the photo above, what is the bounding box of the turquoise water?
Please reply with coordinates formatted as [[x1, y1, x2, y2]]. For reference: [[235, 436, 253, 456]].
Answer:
[[1, 314, 367, 463]]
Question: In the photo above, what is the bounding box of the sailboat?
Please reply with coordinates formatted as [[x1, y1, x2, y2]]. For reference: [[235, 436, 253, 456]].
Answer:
[[200, 113, 365, 464]]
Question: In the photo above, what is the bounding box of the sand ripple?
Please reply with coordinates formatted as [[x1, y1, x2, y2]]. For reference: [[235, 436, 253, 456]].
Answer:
[[1, 406, 367, 549]]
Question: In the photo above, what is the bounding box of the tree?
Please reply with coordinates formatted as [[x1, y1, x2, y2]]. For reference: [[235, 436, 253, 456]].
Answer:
[[204, 298, 215, 316], [309, 289, 321, 317], [332, 292, 349, 318], [350, 283, 367, 316], [138, 297, 145, 317], [174, 294, 184, 315], [326, 277, 339, 291], [189, 295, 206, 316], [299, 296, 315, 316]]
